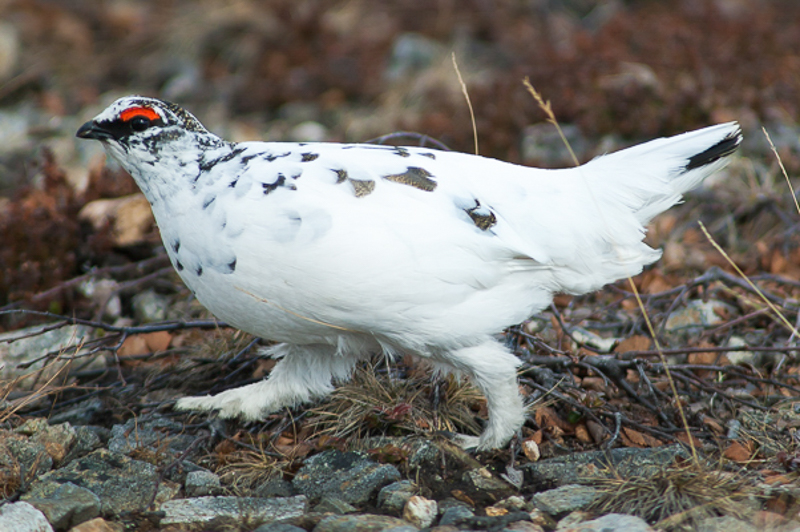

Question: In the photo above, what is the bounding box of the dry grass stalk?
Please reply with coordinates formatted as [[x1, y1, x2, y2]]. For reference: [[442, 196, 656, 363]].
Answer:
[[306, 361, 483, 441], [588, 462, 758, 530]]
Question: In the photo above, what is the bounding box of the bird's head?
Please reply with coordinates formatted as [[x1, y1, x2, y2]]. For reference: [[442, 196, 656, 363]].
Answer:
[[76, 96, 225, 171]]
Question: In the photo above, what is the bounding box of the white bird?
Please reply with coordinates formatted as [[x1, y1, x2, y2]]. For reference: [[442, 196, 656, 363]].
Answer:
[[77, 96, 741, 449]]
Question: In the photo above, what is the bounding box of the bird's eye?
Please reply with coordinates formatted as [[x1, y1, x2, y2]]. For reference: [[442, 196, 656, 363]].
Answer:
[[120, 106, 162, 133], [129, 115, 152, 132]]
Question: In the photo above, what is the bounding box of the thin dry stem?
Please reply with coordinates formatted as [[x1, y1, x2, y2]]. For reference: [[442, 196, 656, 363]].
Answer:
[[699, 220, 800, 338], [762, 127, 800, 216], [452, 52, 479, 155]]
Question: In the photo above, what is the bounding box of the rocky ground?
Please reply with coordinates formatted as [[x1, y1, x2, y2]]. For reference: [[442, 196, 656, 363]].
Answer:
[[2, 1, 800, 531]]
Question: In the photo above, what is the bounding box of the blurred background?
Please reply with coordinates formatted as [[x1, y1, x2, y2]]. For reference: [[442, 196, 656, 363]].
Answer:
[[1, 0, 799, 315]]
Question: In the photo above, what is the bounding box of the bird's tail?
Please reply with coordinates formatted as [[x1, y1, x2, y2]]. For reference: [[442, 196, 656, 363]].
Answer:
[[585, 122, 742, 226]]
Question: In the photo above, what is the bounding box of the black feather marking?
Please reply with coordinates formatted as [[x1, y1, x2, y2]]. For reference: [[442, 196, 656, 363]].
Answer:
[[333, 169, 348, 183], [264, 152, 291, 162], [301, 153, 319, 162], [262, 173, 297, 194], [196, 265, 203, 276], [227, 259, 237, 273], [383, 166, 437, 191], [199, 147, 246, 172], [685, 129, 742, 171], [176, 260, 184, 271], [229, 176, 239, 188], [202, 196, 216, 209], [172, 240, 180, 253], [420, 152, 436, 159]]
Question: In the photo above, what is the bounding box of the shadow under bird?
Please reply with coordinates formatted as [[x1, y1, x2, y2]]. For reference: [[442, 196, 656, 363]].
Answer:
[[77, 96, 741, 449]]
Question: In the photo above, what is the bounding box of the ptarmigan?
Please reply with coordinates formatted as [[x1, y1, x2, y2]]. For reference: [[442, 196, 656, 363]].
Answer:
[[77, 96, 741, 449]]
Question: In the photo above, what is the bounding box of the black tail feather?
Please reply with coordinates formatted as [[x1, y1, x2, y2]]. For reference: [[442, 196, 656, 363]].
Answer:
[[685, 127, 743, 171]]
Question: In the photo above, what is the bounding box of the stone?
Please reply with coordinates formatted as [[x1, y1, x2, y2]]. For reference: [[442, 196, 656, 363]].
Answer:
[[252, 523, 307, 532], [68, 517, 124, 532], [531, 484, 599, 515], [15, 419, 77, 464], [131, 289, 170, 323], [664, 300, 736, 340], [0, 324, 94, 381], [1, 431, 53, 480], [0, 501, 53, 532], [313, 514, 416, 532], [523, 444, 689, 487], [438, 504, 474, 526], [159, 495, 307, 527], [377, 480, 416, 514], [402, 495, 437, 528], [22, 449, 159, 515], [254, 478, 294, 498], [292, 450, 401, 504], [108, 415, 196, 464], [25, 481, 101, 530], [185, 470, 222, 497], [696, 515, 757, 532], [559, 513, 654, 531], [313, 496, 358, 514]]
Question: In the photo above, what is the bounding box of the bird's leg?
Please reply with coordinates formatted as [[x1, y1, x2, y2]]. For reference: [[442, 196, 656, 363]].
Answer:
[[440, 341, 526, 450], [175, 343, 359, 420]]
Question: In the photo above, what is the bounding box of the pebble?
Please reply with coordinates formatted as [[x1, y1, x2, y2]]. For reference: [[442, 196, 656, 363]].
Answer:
[[313, 514, 417, 532], [559, 513, 654, 532], [377, 480, 416, 514], [530, 484, 599, 515], [292, 450, 401, 504], [68, 517, 124, 532], [402, 495, 437, 528], [0, 324, 94, 381], [160, 495, 307, 527], [22, 449, 159, 515], [0, 502, 53, 532], [184, 470, 223, 497], [25, 481, 101, 530]]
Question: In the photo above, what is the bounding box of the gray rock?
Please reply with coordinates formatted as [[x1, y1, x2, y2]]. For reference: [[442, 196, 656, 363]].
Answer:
[[0, 502, 53, 532], [0, 324, 94, 381], [531, 484, 599, 515], [131, 290, 170, 323], [185, 470, 222, 497], [292, 450, 401, 504], [696, 515, 757, 532], [523, 444, 689, 487], [313, 514, 416, 532], [1, 432, 53, 479], [22, 449, 159, 515], [313, 496, 358, 514], [61, 425, 104, 464], [463, 467, 515, 494], [558, 513, 654, 532], [254, 478, 294, 498], [377, 480, 416, 514], [108, 415, 196, 462], [664, 300, 736, 340], [25, 482, 101, 530], [438, 504, 474, 526], [253, 523, 307, 532], [15, 419, 77, 465], [159, 495, 307, 527]]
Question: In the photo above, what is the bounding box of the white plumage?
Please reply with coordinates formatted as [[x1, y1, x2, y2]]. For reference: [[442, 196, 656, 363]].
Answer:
[[77, 96, 741, 449]]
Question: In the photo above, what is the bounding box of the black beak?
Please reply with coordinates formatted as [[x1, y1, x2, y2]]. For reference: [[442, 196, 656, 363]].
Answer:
[[76, 120, 113, 140]]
